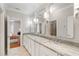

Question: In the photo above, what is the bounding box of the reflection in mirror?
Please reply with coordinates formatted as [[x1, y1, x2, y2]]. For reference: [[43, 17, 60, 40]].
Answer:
[[50, 20, 57, 36], [8, 20, 21, 36], [30, 3, 74, 39], [39, 23, 42, 34]]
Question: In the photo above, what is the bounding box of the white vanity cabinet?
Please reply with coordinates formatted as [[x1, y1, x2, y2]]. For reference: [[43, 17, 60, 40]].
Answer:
[[23, 35, 59, 56], [23, 36, 31, 53], [23, 35, 35, 55], [23, 36, 27, 48]]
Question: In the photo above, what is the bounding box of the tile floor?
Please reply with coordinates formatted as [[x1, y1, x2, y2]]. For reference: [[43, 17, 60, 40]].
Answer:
[[8, 46, 30, 56]]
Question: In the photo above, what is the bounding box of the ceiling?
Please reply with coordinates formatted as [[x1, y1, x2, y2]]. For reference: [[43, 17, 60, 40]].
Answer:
[[4, 3, 73, 16], [5, 3, 47, 15]]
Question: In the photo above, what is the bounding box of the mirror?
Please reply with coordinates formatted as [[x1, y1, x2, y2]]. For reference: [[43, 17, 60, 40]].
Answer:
[[26, 3, 74, 39]]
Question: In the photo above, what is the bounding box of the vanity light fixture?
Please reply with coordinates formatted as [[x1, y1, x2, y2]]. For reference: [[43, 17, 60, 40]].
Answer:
[[43, 11, 49, 19], [33, 17, 39, 23]]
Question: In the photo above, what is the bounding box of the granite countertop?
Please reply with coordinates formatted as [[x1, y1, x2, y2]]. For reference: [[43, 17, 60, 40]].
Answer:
[[25, 34, 79, 56]]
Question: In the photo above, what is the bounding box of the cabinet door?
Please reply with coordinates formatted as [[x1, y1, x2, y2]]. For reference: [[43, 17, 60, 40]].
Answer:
[[23, 36, 30, 52], [39, 45, 46, 56], [27, 37, 32, 54], [45, 48, 58, 56], [30, 40, 35, 56], [23, 36, 28, 49], [39, 45, 57, 56], [34, 42, 40, 56]]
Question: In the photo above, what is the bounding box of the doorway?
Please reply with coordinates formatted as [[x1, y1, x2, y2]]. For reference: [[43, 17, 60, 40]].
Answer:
[[50, 20, 57, 36], [7, 17, 21, 55]]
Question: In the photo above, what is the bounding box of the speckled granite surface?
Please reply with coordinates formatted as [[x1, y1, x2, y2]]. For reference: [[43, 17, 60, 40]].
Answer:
[[25, 34, 79, 56]]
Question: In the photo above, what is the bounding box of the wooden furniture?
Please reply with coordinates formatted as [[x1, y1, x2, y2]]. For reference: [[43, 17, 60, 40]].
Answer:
[[10, 35, 20, 48]]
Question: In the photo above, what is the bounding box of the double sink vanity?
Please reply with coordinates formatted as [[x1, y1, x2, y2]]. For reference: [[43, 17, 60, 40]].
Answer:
[[23, 34, 79, 56]]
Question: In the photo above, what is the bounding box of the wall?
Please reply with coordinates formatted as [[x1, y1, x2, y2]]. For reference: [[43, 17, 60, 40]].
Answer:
[[8, 21, 20, 36], [0, 8, 5, 56], [74, 2, 79, 41], [21, 17, 32, 33], [14, 21, 20, 34]]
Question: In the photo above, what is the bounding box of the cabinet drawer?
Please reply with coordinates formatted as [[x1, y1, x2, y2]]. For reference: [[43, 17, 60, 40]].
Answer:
[[39, 45, 57, 56]]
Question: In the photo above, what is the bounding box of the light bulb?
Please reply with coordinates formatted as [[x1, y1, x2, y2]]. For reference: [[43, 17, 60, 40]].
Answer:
[[44, 12, 49, 19], [33, 17, 38, 23]]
